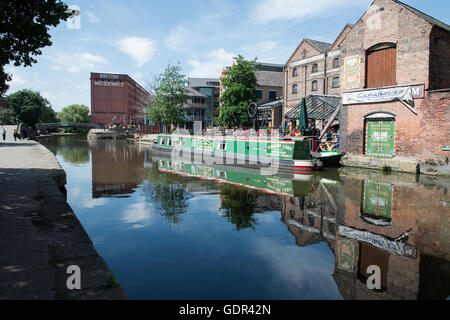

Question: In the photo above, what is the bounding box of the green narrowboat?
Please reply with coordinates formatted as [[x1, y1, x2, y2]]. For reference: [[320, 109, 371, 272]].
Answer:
[[152, 134, 323, 172], [313, 150, 345, 167]]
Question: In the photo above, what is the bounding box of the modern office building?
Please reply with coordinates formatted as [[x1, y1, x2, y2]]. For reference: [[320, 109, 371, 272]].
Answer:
[[188, 78, 220, 127], [183, 87, 208, 132], [90, 72, 150, 128]]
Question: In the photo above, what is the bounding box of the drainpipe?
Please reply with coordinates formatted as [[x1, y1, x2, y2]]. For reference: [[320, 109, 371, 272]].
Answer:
[[323, 52, 328, 95]]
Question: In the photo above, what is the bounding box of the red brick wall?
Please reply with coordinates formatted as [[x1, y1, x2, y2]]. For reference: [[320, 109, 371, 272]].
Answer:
[[339, 0, 450, 161], [90, 73, 150, 127]]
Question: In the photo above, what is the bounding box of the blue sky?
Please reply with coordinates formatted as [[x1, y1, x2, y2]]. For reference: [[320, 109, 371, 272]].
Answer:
[[5, 0, 449, 112]]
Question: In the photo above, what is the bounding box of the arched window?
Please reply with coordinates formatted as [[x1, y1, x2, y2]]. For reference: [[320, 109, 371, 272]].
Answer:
[[333, 58, 340, 68], [312, 80, 318, 91], [312, 63, 318, 73], [366, 42, 397, 88], [292, 84, 298, 94], [332, 76, 340, 88], [293, 68, 298, 77]]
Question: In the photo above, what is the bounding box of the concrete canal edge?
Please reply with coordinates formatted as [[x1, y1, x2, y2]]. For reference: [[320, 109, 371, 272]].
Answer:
[[0, 137, 128, 300], [343, 154, 450, 176], [342, 154, 420, 174]]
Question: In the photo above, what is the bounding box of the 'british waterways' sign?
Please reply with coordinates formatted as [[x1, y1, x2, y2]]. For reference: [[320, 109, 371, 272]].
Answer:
[[343, 86, 415, 105]]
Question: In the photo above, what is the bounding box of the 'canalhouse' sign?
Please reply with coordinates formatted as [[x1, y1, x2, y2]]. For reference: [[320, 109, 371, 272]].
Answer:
[[343, 84, 425, 105]]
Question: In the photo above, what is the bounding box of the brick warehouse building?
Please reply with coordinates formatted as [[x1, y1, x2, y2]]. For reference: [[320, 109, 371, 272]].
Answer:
[[339, 0, 450, 167], [284, 24, 353, 115], [90, 73, 151, 128]]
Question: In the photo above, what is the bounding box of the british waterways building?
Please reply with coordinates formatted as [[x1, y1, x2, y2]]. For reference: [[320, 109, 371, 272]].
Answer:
[[90, 73, 151, 128]]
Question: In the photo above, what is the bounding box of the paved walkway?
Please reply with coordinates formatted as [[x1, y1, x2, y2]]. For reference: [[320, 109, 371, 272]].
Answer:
[[0, 126, 127, 299]]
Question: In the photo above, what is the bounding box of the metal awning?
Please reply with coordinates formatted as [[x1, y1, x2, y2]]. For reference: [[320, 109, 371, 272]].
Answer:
[[258, 98, 283, 121], [285, 95, 341, 120]]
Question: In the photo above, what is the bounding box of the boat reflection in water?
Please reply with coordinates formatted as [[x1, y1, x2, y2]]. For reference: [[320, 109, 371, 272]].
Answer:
[[155, 156, 449, 300]]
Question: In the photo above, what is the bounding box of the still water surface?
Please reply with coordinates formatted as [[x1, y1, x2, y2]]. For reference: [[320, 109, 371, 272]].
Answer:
[[41, 136, 450, 300]]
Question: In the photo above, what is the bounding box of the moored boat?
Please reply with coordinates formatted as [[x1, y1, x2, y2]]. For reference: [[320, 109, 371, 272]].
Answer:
[[152, 133, 323, 171], [313, 150, 345, 167]]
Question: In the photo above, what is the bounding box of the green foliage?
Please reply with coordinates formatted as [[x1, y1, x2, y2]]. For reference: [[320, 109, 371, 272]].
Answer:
[[59, 104, 90, 132], [6, 89, 58, 127], [0, 0, 70, 94], [0, 107, 14, 124], [146, 164, 192, 227], [219, 184, 258, 231], [107, 272, 119, 289], [216, 55, 258, 128], [59, 104, 90, 123], [146, 63, 188, 130]]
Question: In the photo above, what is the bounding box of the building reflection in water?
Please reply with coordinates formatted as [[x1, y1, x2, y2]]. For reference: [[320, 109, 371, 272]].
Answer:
[[281, 168, 449, 300], [157, 158, 449, 300], [90, 140, 150, 198]]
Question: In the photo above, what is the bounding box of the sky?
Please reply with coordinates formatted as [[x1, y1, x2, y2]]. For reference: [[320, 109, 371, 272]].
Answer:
[[4, 0, 450, 112]]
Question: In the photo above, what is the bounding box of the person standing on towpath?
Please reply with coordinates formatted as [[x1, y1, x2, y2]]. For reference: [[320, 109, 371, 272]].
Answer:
[[2, 128, 6, 141]]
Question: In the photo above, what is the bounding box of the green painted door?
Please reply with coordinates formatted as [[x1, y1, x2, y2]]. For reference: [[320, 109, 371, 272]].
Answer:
[[365, 119, 395, 157], [362, 181, 393, 219]]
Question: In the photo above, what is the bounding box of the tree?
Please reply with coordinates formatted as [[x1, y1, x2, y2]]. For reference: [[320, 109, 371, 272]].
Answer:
[[6, 89, 57, 127], [0, 0, 70, 95], [216, 55, 258, 128], [59, 104, 90, 123], [59, 104, 90, 132], [0, 108, 13, 125], [146, 63, 188, 131], [219, 184, 258, 231]]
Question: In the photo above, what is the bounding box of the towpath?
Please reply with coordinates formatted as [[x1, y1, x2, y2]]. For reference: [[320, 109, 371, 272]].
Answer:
[[0, 125, 127, 299]]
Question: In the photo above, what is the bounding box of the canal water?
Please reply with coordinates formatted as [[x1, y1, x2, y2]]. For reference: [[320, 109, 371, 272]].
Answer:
[[41, 136, 449, 300]]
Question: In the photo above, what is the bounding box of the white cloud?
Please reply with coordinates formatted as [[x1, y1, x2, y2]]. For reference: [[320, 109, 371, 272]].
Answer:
[[122, 201, 155, 229], [241, 40, 279, 61], [188, 49, 235, 78], [85, 11, 101, 24], [165, 26, 190, 51], [118, 37, 156, 67], [254, 0, 369, 23], [51, 52, 109, 73]]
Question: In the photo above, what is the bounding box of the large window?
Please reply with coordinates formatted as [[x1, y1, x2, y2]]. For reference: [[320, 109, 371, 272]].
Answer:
[[293, 68, 298, 77], [366, 43, 397, 88], [312, 80, 318, 91], [292, 84, 298, 94], [312, 63, 319, 73]]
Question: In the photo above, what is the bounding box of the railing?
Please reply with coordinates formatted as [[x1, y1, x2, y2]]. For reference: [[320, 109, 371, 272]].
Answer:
[[185, 115, 207, 121], [36, 123, 102, 130]]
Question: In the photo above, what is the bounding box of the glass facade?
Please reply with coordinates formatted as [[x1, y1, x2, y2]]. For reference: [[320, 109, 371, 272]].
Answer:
[[199, 87, 214, 127]]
